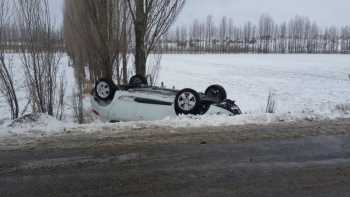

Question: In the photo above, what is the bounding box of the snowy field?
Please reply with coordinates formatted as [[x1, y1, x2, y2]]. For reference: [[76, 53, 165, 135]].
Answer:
[[0, 54, 350, 137], [158, 54, 350, 115]]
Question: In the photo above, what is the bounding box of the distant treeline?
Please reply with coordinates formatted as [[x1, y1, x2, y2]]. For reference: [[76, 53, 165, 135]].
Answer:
[[0, 25, 64, 52], [2, 14, 350, 54], [157, 14, 350, 54]]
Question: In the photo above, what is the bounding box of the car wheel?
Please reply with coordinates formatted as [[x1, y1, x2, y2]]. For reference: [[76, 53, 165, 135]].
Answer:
[[175, 88, 201, 115], [129, 75, 148, 88], [205, 84, 227, 103], [95, 79, 116, 101]]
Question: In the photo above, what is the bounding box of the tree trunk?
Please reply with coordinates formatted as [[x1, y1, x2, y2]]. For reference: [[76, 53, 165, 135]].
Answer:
[[122, 2, 128, 84], [134, 0, 146, 77], [100, 0, 113, 80]]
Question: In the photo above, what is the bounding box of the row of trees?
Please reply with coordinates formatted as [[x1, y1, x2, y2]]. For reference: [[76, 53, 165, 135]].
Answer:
[[0, 0, 185, 123], [0, 18, 63, 53], [161, 14, 350, 54], [64, 0, 185, 82]]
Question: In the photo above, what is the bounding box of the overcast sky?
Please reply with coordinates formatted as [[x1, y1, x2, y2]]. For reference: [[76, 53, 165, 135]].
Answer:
[[51, 0, 350, 27], [175, 0, 350, 27]]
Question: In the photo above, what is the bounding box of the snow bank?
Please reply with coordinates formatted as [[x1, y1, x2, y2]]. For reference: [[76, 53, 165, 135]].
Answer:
[[0, 113, 74, 138], [1, 106, 349, 138], [77, 105, 350, 134]]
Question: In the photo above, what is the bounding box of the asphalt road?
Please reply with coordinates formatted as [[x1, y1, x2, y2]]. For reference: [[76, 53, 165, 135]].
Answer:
[[1, 119, 350, 197]]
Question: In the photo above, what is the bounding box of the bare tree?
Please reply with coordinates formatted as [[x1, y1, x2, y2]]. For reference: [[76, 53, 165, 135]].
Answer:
[[219, 16, 228, 52], [243, 21, 253, 52], [16, 0, 61, 116], [0, 0, 19, 120], [64, 0, 125, 82], [340, 26, 350, 53], [279, 22, 287, 53], [64, 0, 135, 123], [56, 71, 65, 120], [205, 15, 214, 52], [147, 53, 162, 86], [120, 1, 133, 84], [258, 14, 274, 53], [126, 0, 185, 77], [72, 65, 84, 124], [328, 26, 338, 53]]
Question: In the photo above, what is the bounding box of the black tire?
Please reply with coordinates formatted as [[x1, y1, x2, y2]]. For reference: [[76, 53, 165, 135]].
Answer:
[[205, 84, 227, 103], [129, 75, 148, 88], [175, 88, 201, 115], [94, 79, 117, 101]]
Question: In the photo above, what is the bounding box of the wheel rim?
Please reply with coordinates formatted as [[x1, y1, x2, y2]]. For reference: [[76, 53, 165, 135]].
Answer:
[[178, 92, 197, 111], [96, 81, 111, 99]]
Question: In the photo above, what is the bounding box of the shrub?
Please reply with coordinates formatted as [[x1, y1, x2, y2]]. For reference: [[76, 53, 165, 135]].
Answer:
[[266, 90, 277, 113]]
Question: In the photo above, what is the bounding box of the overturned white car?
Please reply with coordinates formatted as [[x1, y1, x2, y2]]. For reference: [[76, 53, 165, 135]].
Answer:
[[91, 75, 242, 122]]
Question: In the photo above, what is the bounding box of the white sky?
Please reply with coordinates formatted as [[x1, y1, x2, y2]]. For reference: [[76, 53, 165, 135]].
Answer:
[[50, 0, 350, 27], [176, 0, 350, 27]]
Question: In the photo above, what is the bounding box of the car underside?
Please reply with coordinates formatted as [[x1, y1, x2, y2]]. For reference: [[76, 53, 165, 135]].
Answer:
[[91, 75, 242, 122]]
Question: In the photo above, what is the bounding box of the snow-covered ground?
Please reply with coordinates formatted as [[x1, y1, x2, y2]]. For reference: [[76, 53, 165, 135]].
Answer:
[[158, 54, 350, 115], [0, 54, 350, 137]]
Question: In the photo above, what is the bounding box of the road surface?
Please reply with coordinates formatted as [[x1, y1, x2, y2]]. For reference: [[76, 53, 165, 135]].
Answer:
[[0, 119, 350, 197]]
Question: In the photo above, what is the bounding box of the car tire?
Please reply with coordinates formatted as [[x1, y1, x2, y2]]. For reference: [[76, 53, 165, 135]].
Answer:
[[95, 79, 117, 101], [175, 88, 201, 115], [205, 84, 227, 103], [129, 75, 148, 88]]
